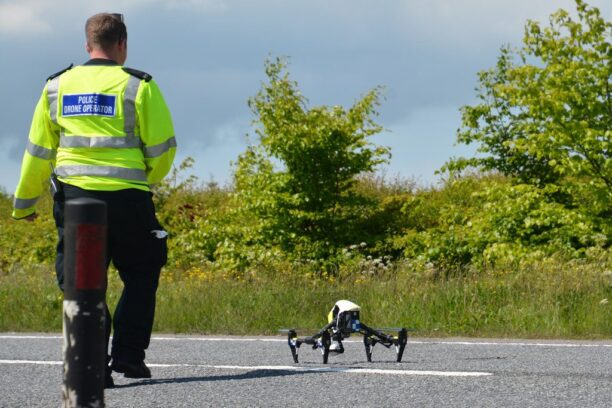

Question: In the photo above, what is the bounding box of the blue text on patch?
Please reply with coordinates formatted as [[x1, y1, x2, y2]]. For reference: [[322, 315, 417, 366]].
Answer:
[[62, 94, 117, 117]]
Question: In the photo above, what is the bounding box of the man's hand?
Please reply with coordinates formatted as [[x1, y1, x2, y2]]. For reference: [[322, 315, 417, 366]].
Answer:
[[22, 213, 38, 222], [26, 213, 38, 221]]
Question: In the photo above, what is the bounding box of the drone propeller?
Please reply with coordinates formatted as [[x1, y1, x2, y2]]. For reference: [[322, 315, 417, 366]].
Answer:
[[278, 328, 317, 334], [278, 329, 295, 334], [373, 327, 414, 332], [282, 329, 300, 363]]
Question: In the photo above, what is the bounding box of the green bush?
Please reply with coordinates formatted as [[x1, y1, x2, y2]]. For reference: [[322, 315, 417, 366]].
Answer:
[[1, 192, 56, 274], [393, 175, 608, 275]]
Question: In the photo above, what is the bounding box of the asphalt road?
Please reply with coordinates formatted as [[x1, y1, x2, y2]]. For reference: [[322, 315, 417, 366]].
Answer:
[[0, 333, 610, 407]]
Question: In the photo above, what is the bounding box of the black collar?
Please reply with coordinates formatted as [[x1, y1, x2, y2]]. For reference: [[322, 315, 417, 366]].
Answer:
[[84, 58, 120, 66]]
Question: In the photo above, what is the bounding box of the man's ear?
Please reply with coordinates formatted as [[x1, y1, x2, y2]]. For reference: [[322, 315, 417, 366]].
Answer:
[[85, 42, 92, 53], [118, 39, 127, 51]]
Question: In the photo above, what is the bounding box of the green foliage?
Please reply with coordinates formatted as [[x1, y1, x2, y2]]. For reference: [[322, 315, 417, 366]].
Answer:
[[224, 57, 391, 272], [152, 157, 237, 270], [393, 174, 609, 275], [449, 0, 611, 203], [2, 3, 611, 338], [429, 0, 611, 273], [0, 192, 56, 274], [152, 254, 611, 338], [2, 258, 610, 338]]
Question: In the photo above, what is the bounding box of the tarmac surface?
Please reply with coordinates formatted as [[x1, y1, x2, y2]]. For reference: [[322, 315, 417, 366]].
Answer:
[[0, 333, 610, 407]]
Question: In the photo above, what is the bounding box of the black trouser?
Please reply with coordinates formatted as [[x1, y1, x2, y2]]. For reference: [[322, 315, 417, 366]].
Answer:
[[53, 184, 167, 364]]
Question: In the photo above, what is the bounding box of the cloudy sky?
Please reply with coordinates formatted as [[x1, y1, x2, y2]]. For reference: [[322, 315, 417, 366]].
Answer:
[[1, 0, 610, 194]]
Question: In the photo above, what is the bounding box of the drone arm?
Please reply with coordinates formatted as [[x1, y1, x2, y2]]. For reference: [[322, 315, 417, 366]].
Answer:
[[359, 323, 395, 346], [360, 323, 409, 363], [288, 322, 335, 364], [295, 321, 334, 344]]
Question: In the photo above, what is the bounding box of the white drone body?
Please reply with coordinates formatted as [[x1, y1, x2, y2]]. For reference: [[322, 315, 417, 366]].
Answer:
[[284, 299, 408, 364]]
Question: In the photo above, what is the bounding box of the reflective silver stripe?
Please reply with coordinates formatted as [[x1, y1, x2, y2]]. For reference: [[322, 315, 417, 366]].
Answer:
[[56, 165, 147, 181], [124, 75, 141, 138], [26, 140, 57, 160], [144, 137, 177, 158], [47, 77, 60, 124], [60, 133, 142, 149], [14, 197, 39, 209]]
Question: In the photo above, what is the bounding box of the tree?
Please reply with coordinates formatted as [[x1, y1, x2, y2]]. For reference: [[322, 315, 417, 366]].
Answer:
[[450, 0, 611, 200], [231, 57, 390, 265]]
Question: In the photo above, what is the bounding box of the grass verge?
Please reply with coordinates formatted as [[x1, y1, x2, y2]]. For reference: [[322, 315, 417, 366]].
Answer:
[[1, 260, 610, 338]]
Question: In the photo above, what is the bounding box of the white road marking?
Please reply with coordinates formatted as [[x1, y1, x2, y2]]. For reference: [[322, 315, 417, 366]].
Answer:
[[408, 340, 612, 348], [0, 359, 62, 365], [155, 337, 284, 343], [0, 335, 60, 339], [0, 334, 610, 348], [150, 363, 493, 377], [0, 359, 492, 377]]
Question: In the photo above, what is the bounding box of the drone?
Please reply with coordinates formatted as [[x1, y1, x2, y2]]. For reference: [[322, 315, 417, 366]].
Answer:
[[281, 300, 408, 364]]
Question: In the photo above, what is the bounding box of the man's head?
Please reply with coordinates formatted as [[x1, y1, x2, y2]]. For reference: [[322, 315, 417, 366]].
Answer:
[[85, 13, 128, 64]]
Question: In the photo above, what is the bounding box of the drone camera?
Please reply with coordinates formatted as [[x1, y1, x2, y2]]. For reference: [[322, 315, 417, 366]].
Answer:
[[337, 310, 360, 335], [284, 300, 408, 364]]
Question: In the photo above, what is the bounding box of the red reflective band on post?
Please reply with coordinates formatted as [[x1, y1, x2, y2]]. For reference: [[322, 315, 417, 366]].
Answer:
[[75, 224, 107, 290]]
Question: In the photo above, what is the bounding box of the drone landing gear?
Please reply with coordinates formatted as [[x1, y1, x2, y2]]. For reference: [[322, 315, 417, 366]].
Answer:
[[363, 335, 375, 362], [363, 327, 408, 362], [288, 330, 299, 363], [321, 331, 331, 364], [286, 326, 408, 364], [287, 329, 335, 364], [396, 328, 408, 362]]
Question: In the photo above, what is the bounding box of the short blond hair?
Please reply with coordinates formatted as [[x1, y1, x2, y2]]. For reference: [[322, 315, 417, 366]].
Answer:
[[85, 13, 127, 51]]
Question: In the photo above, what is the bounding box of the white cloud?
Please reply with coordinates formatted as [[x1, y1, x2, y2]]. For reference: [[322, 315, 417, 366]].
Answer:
[[0, 0, 52, 35], [1, 0, 610, 192], [0, 135, 23, 194], [2, 0, 609, 38], [160, 0, 228, 12], [374, 105, 477, 186], [391, 0, 610, 48], [397, 1, 511, 43], [0, 0, 230, 36]]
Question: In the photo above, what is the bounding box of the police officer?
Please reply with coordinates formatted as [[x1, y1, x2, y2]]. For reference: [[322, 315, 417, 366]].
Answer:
[[12, 13, 176, 388]]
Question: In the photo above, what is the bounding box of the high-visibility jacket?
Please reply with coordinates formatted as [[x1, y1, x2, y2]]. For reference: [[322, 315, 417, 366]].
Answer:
[[12, 59, 176, 219]]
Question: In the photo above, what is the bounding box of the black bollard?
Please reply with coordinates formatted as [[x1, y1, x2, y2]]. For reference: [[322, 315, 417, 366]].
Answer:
[[62, 198, 107, 408]]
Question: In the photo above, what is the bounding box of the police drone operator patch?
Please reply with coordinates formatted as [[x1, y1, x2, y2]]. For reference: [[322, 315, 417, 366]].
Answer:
[[62, 93, 117, 117]]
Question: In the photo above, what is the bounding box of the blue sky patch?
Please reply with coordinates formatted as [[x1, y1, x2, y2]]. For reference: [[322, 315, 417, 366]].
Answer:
[[62, 93, 116, 117]]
